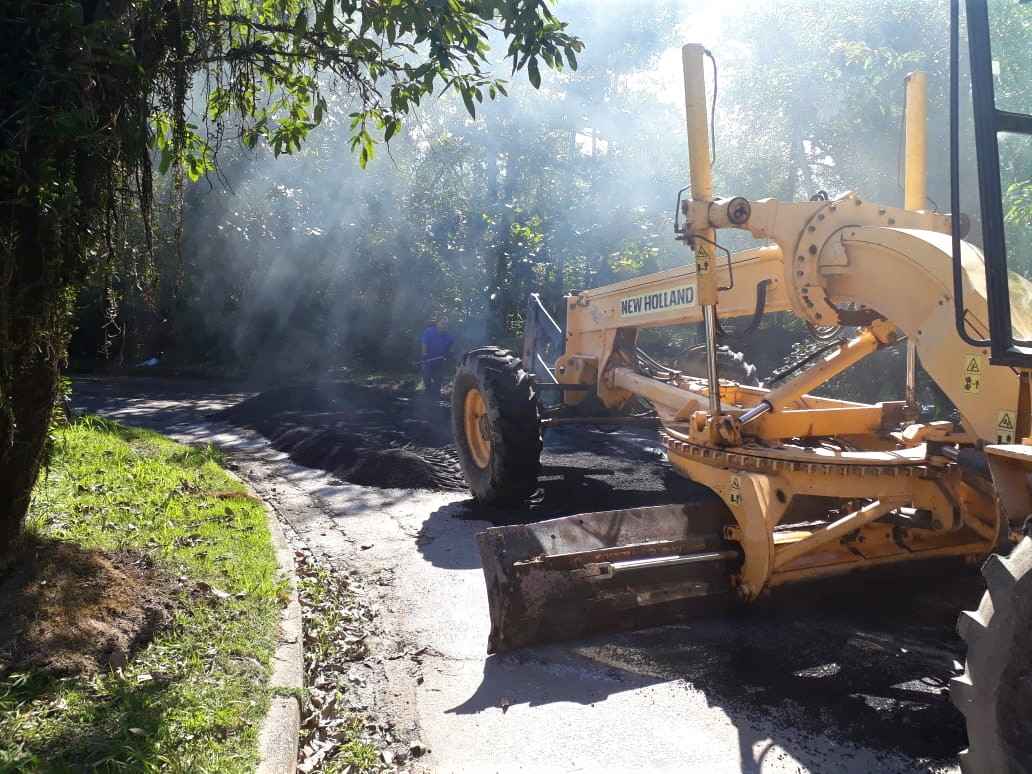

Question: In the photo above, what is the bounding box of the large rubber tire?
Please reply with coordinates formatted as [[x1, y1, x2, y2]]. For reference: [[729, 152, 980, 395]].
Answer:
[[952, 536, 1032, 773], [451, 347, 542, 506]]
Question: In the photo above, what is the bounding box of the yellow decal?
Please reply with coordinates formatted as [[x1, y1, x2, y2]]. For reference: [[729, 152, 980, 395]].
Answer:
[[997, 410, 1017, 444], [729, 475, 742, 506], [962, 354, 985, 394]]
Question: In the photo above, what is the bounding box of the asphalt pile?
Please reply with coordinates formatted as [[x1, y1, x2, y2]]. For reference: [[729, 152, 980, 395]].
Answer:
[[217, 379, 704, 520], [217, 381, 467, 491]]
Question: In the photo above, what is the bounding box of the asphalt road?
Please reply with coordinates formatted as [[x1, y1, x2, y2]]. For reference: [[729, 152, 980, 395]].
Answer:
[[73, 376, 978, 774]]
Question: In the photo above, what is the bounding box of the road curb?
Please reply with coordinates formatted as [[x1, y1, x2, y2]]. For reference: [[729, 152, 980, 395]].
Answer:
[[237, 472, 303, 774]]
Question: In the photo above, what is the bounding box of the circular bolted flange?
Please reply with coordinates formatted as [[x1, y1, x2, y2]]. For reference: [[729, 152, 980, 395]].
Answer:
[[788, 193, 951, 328]]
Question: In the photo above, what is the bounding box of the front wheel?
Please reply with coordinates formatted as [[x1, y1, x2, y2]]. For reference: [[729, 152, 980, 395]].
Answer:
[[952, 536, 1032, 773], [451, 348, 541, 506]]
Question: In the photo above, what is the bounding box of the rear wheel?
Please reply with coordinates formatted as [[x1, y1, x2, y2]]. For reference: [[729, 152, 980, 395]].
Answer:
[[451, 347, 542, 505], [952, 537, 1032, 773]]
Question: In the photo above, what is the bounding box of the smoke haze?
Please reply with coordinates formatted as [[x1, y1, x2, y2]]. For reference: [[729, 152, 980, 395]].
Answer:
[[72, 0, 1030, 405]]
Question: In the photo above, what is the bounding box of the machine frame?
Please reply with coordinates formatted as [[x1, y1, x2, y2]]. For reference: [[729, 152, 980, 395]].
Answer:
[[456, 3, 1031, 662]]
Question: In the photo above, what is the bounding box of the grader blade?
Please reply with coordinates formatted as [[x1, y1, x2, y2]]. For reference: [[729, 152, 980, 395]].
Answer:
[[477, 499, 737, 652]]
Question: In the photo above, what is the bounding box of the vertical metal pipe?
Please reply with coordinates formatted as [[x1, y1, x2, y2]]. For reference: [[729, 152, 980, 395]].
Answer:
[[903, 71, 928, 211], [903, 71, 927, 417], [682, 44, 720, 415], [702, 306, 721, 414], [905, 339, 918, 417]]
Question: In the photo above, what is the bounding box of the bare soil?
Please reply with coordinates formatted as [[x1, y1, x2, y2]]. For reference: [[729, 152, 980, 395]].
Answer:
[[0, 537, 173, 676]]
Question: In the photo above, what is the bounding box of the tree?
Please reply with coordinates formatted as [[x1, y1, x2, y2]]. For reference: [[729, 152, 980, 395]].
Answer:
[[79, 0, 687, 376], [0, 0, 581, 553]]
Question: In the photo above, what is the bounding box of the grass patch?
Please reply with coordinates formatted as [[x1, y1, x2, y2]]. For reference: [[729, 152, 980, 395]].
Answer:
[[1, 417, 283, 773]]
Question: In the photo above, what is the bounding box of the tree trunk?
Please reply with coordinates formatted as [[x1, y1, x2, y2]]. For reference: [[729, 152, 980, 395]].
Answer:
[[0, 198, 67, 558], [0, 332, 60, 555]]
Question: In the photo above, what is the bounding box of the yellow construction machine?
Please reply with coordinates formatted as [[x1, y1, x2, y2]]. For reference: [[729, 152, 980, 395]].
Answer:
[[452, 2, 1030, 770]]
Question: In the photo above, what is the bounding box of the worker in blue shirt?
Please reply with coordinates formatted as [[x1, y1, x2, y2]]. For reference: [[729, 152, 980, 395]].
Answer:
[[420, 317, 455, 397]]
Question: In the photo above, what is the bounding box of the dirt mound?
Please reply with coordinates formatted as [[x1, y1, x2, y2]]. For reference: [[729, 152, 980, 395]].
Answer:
[[263, 421, 466, 490], [0, 537, 173, 676], [335, 447, 466, 490], [218, 380, 466, 491], [275, 427, 367, 471]]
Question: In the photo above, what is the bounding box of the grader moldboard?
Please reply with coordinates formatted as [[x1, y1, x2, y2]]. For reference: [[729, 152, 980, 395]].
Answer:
[[452, 4, 1032, 771]]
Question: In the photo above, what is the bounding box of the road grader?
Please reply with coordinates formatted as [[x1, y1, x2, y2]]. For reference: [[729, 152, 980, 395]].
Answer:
[[451, 2, 1031, 771]]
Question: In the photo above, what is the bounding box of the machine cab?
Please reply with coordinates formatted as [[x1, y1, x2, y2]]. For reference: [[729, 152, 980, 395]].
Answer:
[[954, 0, 1032, 369]]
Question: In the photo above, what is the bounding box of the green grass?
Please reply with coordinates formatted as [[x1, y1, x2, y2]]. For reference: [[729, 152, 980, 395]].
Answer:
[[324, 736, 380, 772], [1, 416, 283, 773]]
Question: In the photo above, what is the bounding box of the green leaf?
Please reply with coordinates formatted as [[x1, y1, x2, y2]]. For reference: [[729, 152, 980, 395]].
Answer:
[[565, 47, 577, 71], [527, 57, 541, 89], [461, 89, 476, 119]]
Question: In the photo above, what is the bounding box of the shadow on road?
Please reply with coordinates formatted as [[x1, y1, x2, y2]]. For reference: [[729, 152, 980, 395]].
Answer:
[[72, 376, 252, 434], [449, 565, 980, 772], [412, 502, 483, 570]]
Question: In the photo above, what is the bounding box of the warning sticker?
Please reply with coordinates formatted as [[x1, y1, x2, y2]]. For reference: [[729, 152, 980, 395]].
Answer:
[[729, 475, 742, 506], [962, 354, 985, 394], [997, 410, 1017, 444]]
